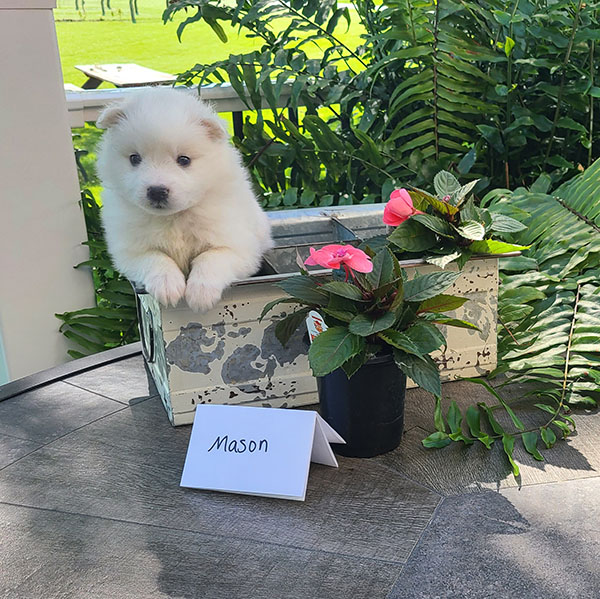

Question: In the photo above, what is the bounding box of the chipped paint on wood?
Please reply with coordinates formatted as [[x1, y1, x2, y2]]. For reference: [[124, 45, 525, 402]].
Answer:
[[137, 257, 499, 426]]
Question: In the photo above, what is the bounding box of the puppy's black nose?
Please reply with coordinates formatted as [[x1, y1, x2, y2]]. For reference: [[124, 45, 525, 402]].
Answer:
[[147, 185, 169, 206]]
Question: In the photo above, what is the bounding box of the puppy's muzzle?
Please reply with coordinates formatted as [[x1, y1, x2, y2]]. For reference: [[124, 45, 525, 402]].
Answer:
[[147, 185, 169, 208]]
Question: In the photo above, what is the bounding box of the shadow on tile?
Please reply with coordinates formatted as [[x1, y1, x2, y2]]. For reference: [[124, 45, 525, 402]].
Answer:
[[0, 398, 440, 564], [0, 502, 400, 599], [380, 380, 598, 495], [0, 381, 126, 444], [388, 478, 600, 599]]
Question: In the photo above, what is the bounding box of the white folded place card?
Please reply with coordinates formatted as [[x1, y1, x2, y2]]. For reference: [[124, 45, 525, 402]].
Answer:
[[180, 404, 345, 501]]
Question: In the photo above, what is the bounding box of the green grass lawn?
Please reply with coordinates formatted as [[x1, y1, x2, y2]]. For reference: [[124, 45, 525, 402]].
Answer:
[[57, 0, 367, 186], [55, 0, 366, 87]]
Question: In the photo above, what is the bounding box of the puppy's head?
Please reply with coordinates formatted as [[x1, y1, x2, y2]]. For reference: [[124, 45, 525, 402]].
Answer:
[[96, 87, 229, 215]]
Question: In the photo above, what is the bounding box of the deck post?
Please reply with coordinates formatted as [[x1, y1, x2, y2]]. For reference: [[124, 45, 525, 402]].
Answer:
[[0, 0, 95, 382]]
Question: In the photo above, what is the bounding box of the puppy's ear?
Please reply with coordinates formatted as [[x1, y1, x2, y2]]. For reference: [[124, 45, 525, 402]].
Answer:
[[97, 101, 127, 129], [199, 116, 228, 141]]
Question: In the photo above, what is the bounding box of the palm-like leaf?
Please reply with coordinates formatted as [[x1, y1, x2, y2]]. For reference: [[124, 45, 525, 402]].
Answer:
[[486, 162, 600, 406]]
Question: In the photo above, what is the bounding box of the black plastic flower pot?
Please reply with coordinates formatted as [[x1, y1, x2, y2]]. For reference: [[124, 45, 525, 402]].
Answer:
[[317, 353, 406, 458]]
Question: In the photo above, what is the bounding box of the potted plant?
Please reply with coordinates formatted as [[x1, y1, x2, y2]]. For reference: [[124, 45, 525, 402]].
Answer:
[[261, 243, 478, 458], [380, 172, 528, 269]]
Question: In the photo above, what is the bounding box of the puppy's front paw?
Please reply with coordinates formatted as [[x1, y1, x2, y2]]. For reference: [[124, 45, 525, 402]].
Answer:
[[185, 277, 224, 313], [144, 268, 186, 307]]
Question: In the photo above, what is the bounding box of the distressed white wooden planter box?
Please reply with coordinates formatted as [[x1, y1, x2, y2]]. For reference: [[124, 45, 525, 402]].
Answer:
[[135, 205, 502, 426]]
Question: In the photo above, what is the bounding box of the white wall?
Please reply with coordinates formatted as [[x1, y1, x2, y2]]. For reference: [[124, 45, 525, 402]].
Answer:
[[0, 0, 95, 381]]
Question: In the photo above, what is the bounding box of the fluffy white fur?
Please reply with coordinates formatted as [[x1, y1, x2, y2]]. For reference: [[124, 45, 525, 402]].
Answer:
[[96, 87, 273, 312]]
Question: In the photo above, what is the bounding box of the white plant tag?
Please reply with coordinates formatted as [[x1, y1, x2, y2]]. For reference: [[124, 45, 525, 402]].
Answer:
[[306, 310, 328, 344]]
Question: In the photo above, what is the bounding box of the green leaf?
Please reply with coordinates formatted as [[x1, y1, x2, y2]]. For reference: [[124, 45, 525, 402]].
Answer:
[[275, 308, 310, 347], [403, 271, 461, 303], [418, 294, 468, 314], [466, 405, 494, 449], [341, 349, 366, 379], [409, 189, 459, 217], [349, 311, 397, 336], [502, 434, 520, 477], [478, 403, 505, 435], [412, 213, 455, 237], [434, 395, 446, 432], [447, 401, 462, 434], [466, 377, 524, 430], [540, 426, 557, 449], [453, 180, 480, 207], [447, 401, 474, 445], [425, 251, 463, 269], [522, 431, 544, 461], [504, 36, 515, 57], [377, 329, 426, 358], [553, 420, 572, 438], [430, 317, 479, 330], [457, 147, 477, 175], [534, 403, 558, 415], [469, 240, 529, 254], [499, 304, 534, 322], [457, 220, 486, 241], [433, 171, 461, 198], [405, 321, 446, 353], [422, 431, 452, 448], [501, 287, 546, 303], [477, 125, 505, 153], [394, 350, 441, 397], [320, 281, 366, 301], [490, 213, 527, 233], [366, 248, 394, 290], [498, 256, 538, 271], [308, 327, 363, 377], [260, 297, 303, 321], [276, 276, 329, 305], [388, 219, 437, 252]]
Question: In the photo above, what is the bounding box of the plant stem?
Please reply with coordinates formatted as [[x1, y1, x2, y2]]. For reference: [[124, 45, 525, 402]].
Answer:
[[543, 0, 584, 166], [552, 195, 600, 234], [407, 0, 417, 46], [498, 314, 520, 345], [560, 283, 580, 406], [505, 0, 520, 188], [589, 20, 595, 166], [432, 0, 440, 160]]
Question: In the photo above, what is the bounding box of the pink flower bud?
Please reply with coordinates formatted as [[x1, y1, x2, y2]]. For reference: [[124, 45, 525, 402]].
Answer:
[[383, 188, 424, 226]]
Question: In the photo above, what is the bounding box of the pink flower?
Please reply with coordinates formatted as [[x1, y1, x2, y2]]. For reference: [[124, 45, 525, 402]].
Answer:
[[304, 244, 373, 273], [383, 188, 424, 226]]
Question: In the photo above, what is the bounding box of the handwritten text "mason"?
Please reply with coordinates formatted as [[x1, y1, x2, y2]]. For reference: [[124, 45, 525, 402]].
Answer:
[[207, 435, 268, 454]]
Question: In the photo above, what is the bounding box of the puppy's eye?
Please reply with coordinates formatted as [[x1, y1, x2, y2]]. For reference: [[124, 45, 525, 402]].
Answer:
[[129, 153, 142, 166], [176, 155, 191, 167]]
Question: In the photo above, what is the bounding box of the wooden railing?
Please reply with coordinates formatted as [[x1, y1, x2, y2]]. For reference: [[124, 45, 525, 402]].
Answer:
[[65, 83, 296, 138]]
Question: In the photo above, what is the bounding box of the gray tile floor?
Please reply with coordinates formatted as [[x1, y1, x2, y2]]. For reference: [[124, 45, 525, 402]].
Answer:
[[1, 356, 599, 598]]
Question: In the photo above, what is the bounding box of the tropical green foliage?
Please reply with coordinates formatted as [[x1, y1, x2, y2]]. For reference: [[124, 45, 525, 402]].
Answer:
[[384, 171, 527, 268], [165, 0, 600, 206], [486, 158, 600, 407], [421, 377, 577, 477], [425, 159, 600, 474], [261, 246, 477, 396], [55, 187, 139, 359]]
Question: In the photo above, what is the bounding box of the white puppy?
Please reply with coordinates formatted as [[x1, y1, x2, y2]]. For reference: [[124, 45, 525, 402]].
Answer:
[[96, 87, 272, 312]]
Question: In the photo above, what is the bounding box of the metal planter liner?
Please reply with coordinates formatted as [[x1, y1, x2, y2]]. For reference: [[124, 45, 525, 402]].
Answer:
[[134, 205, 500, 426]]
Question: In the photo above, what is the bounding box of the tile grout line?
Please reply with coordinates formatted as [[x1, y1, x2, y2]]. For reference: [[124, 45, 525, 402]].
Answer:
[[61, 380, 138, 405], [0, 404, 132, 473], [384, 495, 448, 599], [0, 499, 408, 568]]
